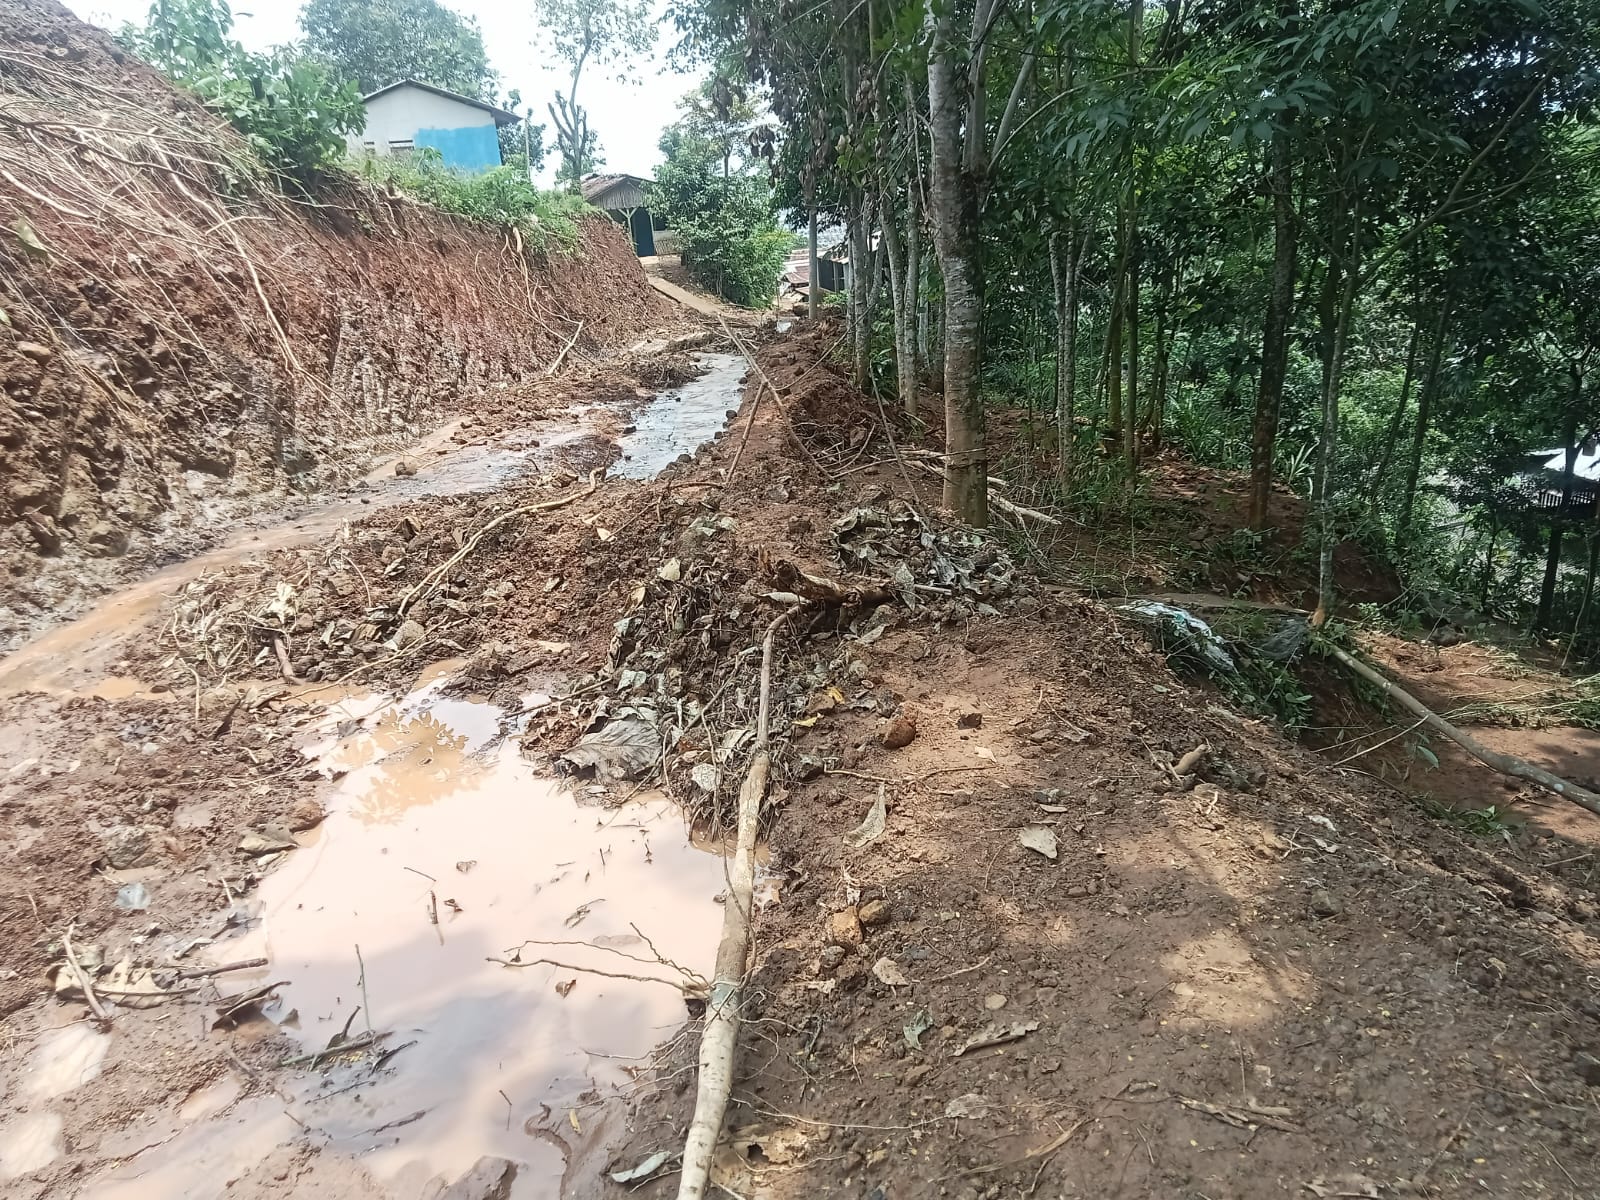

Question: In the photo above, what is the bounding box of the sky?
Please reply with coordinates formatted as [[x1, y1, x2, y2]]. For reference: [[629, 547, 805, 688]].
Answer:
[[65, 0, 703, 183]]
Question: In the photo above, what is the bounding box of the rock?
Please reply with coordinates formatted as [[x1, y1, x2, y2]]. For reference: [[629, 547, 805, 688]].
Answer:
[[287, 799, 326, 832], [819, 944, 847, 971], [1574, 1052, 1600, 1087], [394, 460, 416, 477], [955, 709, 982, 729], [826, 908, 863, 949], [16, 341, 53, 362], [984, 993, 1007, 1011], [881, 714, 917, 750], [84, 520, 130, 557], [439, 1156, 519, 1200], [101, 825, 156, 869], [858, 897, 893, 927], [388, 619, 426, 651], [902, 1063, 934, 1089], [1309, 888, 1344, 918]]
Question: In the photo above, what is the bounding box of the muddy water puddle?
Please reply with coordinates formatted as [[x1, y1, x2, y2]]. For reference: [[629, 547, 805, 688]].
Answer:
[[82, 676, 729, 1197], [614, 353, 745, 479]]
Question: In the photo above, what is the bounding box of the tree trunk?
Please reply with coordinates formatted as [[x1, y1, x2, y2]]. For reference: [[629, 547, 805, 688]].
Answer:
[[905, 195, 922, 406], [1397, 291, 1454, 546], [880, 193, 915, 415], [1537, 388, 1582, 632], [1250, 123, 1299, 529], [849, 193, 871, 387], [928, 6, 986, 525], [1311, 192, 1362, 626], [1125, 233, 1141, 471], [807, 185, 819, 321], [1050, 229, 1080, 482], [1367, 313, 1423, 518], [1106, 268, 1124, 442]]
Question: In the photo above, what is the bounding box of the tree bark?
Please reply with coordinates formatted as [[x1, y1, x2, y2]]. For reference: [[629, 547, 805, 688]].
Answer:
[[1368, 313, 1422, 518], [1311, 196, 1361, 627], [880, 192, 915, 415], [1396, 291, 1454, 546], [1537, 389, 1582, 632], [928, 3, 986, 525], [807, 182, 819, 321], [1049, 228, 1080, 482], [1250, 122, 1299, 529]]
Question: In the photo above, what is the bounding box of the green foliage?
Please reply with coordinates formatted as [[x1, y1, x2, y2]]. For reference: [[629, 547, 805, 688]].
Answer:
[[300, 0, 497, 98], [357, 152, 590, 254], [121, 0, 363, 185], [1415, 796, 1518, 838], [654, 118, 788, 308]]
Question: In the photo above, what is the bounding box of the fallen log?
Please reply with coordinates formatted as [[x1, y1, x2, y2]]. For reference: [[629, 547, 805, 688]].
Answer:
[[910, 460, 1061, 526], [676, 602, 804, 1200], [1324, 642, 1600, 818]]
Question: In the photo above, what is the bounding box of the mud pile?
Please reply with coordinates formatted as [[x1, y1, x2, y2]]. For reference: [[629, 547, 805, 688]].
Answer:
[[0, 0, 676, 644]]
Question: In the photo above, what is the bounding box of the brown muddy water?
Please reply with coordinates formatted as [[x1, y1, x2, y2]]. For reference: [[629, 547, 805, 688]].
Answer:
[[68, 676, 732, 1198], [0, 361, 753, 1197]]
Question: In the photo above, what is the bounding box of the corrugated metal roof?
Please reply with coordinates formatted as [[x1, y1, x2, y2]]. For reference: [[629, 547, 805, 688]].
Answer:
[[580, 173, 651, 209]]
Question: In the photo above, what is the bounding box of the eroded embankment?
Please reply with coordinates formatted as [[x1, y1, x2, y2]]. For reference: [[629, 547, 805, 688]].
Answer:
[[0, 0, 677, 649]]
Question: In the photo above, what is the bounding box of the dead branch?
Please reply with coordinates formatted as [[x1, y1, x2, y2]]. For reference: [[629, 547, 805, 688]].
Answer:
[[397, 468, 603, 616], [547, 319, 584, 376], [174, 957, 268, 980], [909, 460, 1061, 525], [676, 601, 806, 1200], [718, 316, 830, 476], [1324, 643, 1600, 817], [759, 554, 897, 607], [485, 954, 687, 990], [61, 924, 110, 1023]]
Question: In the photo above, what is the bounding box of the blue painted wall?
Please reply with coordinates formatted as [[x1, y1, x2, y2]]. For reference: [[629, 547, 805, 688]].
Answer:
[[415, 125, 502, 173]]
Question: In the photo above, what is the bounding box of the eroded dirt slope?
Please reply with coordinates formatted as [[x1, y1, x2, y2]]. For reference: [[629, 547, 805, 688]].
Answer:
[[0, 0, 676, 649]]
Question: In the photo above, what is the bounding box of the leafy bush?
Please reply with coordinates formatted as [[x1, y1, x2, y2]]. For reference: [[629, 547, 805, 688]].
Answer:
[[653, 127, 787, 308], [120, 0, 363, 186], [357, 151, 590, 254]]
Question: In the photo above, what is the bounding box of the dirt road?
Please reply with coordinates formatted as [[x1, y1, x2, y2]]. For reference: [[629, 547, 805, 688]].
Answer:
[[3, 319, 1598, 1200]]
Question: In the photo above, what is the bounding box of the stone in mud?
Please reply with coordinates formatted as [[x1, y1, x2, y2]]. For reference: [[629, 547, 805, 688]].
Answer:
[[100, 824, 156, 870], [287, 799, 326, 832], [1309, 888, 1344, 918], [827, 908, 863, 950], [881, 714, 917, 750], [440, 1156, 519, 1200], [858, 897, 893, 928], [394, 459, 416, 477], [83, 520, 130, 557]]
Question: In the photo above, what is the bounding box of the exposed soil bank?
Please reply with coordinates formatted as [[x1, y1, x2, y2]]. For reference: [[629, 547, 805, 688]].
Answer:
[[0, 0, 678, 651]]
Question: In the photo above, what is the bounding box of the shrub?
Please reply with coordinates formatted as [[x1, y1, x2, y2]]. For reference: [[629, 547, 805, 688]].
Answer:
[[357, 151, 590, 255], [120, 0, 363, 186]]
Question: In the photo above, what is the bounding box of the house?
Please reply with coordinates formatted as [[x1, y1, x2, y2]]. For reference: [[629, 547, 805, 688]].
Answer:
[[579, 173, 657, 256], [1519, 441, 1600, 513], [351, 80, 518, 173]]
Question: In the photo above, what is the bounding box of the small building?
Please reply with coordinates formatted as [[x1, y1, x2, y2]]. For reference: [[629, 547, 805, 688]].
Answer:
[[352, 80, 518, 173], [580, 173, 657, 256], [1519, 441, 1600, 513]]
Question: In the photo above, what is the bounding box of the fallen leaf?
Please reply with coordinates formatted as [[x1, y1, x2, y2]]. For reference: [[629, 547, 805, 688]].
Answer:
[[610, 1151, 674, 1184], [1019, 826, 1059, 860], [953, 1020, 1039, 1058], [658, 558, 682, 582], [569, 1109, 582, 1134], [843, 786, 887, 849], [903, 1008, 933, 1050], [1039, 803, 1072, 813], [944, 1093, 995, 1119], [872, 957, 911, 987]]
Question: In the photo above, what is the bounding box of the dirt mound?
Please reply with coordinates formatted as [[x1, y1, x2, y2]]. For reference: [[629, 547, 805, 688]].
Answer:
[[0, 0, 676, 648]]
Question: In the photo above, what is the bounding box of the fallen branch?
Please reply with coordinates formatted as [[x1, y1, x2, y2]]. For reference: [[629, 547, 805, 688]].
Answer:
[[398, 468, 603, 616], [175, 957, 268, 980], [280, 1029, 388, 1068], [271, 634, 298, 683], [485, 954, 689, 990], [1176, 1095, 1300, 1134], [718, 316, 829, 476], [910, 460, 1061, 526], [676, 602, 805, 1200], [1324, 642, 1600, 817], [61, 924, 110, 1023], [547, 319, 584, 376]]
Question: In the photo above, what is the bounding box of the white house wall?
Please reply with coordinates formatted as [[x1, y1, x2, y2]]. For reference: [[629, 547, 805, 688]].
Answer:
[[350, 88, 502, 172]]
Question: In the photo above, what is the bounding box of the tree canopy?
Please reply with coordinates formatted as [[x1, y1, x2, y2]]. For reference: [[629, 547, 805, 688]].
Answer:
[[661, 0, 1600, 645], [299, 0, 497, 99]]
